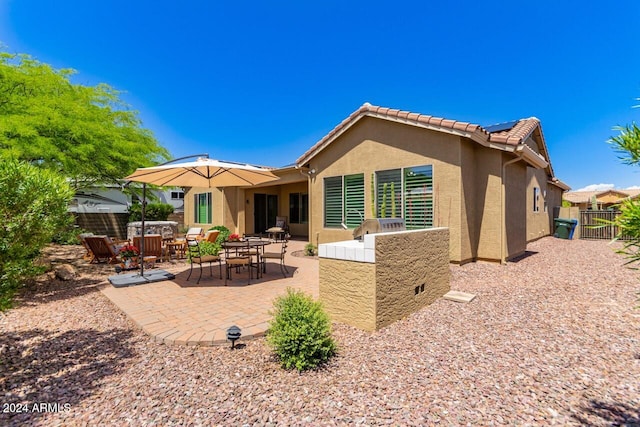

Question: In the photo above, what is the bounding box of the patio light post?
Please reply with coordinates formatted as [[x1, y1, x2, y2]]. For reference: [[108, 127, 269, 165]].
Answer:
[[226, 325, 242, 349]]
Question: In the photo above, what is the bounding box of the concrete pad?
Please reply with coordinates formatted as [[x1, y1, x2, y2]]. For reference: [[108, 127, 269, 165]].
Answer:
[[443, 290, 476, 303]]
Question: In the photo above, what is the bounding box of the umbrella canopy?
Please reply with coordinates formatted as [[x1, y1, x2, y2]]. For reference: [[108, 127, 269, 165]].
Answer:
[[122, 157, 279, 279], [125, 158, 279, 188]]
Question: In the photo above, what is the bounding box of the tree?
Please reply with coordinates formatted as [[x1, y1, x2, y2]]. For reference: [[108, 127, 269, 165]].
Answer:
[[609, 116, 640, 266], [0, 52, 170, 188], [0, 161, 74, 310]]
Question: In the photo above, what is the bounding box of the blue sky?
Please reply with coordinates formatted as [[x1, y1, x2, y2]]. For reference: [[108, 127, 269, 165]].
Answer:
[[1, 1, 640, 191]]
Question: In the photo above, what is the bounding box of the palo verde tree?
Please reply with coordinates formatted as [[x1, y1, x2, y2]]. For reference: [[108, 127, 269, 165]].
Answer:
[[0, 52, 170, 188]]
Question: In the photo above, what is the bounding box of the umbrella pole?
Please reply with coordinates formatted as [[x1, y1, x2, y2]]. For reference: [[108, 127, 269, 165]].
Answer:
[[140, 183, 146, 277]]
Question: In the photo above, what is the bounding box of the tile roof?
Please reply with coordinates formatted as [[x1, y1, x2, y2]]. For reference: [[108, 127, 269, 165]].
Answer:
[[296, 103, 546, 167], [564, 189, 640, 203], [488, 117, 541, 145], [296, 103, 570, 189]]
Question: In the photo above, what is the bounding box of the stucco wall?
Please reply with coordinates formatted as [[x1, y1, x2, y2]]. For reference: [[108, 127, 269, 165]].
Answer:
[[504, 159, 527, 260], [307, 117, 464, 261], [525, 167, 563, 242], [473, 149, 503, 261], [374, 228, 450, 330], [183, 186, 242, 233], [183, 187, 224, 231], [319, 228, 450, 331], [319, 259, 377, 331]]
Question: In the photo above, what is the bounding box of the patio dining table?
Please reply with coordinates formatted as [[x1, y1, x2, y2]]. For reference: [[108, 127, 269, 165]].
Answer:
[[222, 239, 272, 278]]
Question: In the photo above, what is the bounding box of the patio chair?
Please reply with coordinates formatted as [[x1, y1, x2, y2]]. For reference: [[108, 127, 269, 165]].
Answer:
[[203, 230, 220, 243], [133, 234, 164, 263], [266, 216, 289, 241], [78, 232, 95, 262], [83, 235, 122, 264], [262, 240, 289, 278], [224, 241, 254, 285], [185, 227, 204, 240], [185, 238, 222, 284]]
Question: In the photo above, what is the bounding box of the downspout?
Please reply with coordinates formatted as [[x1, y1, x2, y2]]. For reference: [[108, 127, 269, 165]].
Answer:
[[501, 155, 523, 264]]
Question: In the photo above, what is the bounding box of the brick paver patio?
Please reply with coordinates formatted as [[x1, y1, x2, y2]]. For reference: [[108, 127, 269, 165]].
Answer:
[[100, 240, 318, 346]]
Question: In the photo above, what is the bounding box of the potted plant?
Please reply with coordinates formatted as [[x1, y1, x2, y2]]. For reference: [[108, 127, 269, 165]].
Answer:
[[119, 244, 140, 268], [227, 233, 241, 242]]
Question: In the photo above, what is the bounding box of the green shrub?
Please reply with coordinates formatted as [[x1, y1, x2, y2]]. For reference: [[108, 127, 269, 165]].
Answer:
[[186, 240, 221, 262], [0, 161, 73, 310], [128, 202, 174, 221], [209, 225, 230, 242], [267, 288, 336, 371], [304, 243, 316, 256], [51, 218, 86, 245]]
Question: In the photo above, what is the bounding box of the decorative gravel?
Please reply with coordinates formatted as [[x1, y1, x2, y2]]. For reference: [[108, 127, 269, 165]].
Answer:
[[1, 237, 639, 426]]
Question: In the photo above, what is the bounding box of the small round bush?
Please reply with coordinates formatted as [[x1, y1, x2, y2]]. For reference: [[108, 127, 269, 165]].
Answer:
[[267, 288, 336, 371], [304, 243, 316, 256]]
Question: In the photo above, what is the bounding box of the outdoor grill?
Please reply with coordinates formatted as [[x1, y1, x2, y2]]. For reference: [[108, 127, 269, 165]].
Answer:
[[353, 218, 406, 240]]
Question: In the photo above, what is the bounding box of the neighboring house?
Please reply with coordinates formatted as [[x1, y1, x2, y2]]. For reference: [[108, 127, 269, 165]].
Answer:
[[70, 185, 185, 238], [183, 103, 569, 263], [70, 185, 130, 214], [563, 189, 640, 210], [70, 186, 185, 214]]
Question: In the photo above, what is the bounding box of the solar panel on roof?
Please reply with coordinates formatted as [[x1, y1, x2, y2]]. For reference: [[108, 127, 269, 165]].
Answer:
[[485, 120, 519, 133]]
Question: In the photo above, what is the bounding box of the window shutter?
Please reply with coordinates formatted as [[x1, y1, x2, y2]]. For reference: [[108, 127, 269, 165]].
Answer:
[[324, 177, 343, 228], [404, 165, 433, 229], [344, 174, 364, 228], [195, 192, 212, 223]]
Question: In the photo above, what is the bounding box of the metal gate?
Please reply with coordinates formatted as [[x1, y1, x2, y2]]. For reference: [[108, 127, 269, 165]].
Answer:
[[578, 210, 630, 240]]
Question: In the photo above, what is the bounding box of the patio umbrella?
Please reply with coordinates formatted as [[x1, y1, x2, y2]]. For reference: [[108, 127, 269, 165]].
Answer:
[[125, 157, 279, 188], [122, 157, 279, 279]]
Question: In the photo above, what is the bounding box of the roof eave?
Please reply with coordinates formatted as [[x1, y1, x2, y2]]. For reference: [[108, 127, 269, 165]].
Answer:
[[516, 144, 549, 169], [549, 179, 571, 191]]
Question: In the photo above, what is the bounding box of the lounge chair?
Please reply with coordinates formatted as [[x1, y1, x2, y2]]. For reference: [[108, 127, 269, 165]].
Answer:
[[79, 232, 95, 262], [83, 235, 122, 264]]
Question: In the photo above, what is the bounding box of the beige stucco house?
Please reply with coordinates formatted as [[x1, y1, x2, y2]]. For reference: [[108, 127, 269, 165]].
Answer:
[[183, 103, 569, 263], [563, 188, 640, 210]]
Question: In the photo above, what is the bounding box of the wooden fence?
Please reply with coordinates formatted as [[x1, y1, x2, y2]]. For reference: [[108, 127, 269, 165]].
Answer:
[[578, 210, 630, 240]]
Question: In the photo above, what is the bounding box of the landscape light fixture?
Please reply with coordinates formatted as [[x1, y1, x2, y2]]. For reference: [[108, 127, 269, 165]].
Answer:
[[226, 325, 242, 349]]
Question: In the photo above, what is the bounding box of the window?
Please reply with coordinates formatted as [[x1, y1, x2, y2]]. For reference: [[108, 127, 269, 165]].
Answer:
[[171, 191, 184, 200], [376, 169, 402, 218], [533, 187, 540, 212], [194, 192, 212, 223], [404, 165, 433, 229], [323, 174, 365, 228], [344, 174, 365, 227], [289, 193, 308, 224], [373, 165, 434, 229], [543, 190, 548, 213]]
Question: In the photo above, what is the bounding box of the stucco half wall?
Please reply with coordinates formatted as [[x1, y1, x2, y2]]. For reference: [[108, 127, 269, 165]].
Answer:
[[319, 227, 450, 331]]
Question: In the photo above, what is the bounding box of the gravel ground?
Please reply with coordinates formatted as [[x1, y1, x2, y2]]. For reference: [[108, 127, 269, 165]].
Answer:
[[1, 237, 639, 426]]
